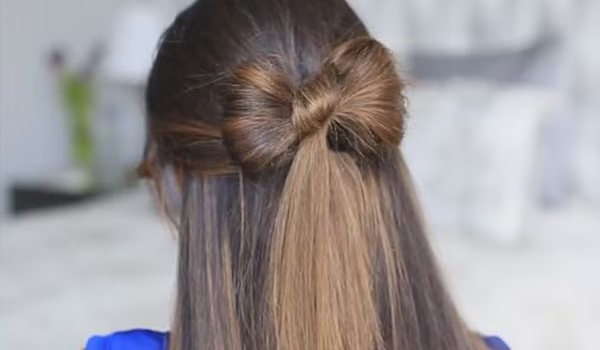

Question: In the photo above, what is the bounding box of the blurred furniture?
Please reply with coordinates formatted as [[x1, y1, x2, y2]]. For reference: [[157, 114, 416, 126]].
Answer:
[[350, 0, 600, 207], [403, 82, 556, 244], [11, 182, 100, 216], [8, 170, 111, 215]]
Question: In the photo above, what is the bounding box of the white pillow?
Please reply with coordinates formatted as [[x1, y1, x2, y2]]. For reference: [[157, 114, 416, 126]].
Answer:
[[402, 82, 556, 244]]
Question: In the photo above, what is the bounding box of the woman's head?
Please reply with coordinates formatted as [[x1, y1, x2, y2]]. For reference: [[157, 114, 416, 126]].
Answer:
[[142, 0, 481, 349], [145, 0, 404, 176]]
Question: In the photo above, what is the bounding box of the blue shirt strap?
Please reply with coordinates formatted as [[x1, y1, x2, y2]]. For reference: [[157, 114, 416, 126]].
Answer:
[[86, 329, 168, 350], [484, 335, 511, 350]]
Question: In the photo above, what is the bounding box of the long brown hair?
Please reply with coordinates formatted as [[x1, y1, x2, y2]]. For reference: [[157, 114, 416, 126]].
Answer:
[[142, 0, 484, 349]]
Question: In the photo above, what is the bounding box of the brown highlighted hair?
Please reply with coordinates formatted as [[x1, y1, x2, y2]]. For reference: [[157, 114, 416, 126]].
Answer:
[[142, 0, 485, 349]]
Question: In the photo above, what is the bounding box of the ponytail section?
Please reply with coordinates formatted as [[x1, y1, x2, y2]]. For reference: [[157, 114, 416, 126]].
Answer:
[[223, 38, 406, 350], [269, 130, 380, 350]]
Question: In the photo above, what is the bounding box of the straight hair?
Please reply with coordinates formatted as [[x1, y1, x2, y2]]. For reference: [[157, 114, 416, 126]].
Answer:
[[142, 0, 486, 349]]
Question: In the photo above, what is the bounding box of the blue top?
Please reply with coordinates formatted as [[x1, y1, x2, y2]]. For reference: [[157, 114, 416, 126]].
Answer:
[[86, 329, 509, 350], [86, 330, 168, 350]]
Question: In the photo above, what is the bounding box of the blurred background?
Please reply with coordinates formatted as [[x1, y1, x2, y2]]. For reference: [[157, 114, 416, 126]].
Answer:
[[0, 0, 599, 349]]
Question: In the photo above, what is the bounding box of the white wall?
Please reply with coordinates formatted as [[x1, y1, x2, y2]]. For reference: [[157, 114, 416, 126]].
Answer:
[[0, 0, 135, 217]]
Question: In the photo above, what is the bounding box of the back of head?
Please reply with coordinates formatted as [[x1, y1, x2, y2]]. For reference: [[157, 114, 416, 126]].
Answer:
[[143, 1, 483, 349]]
